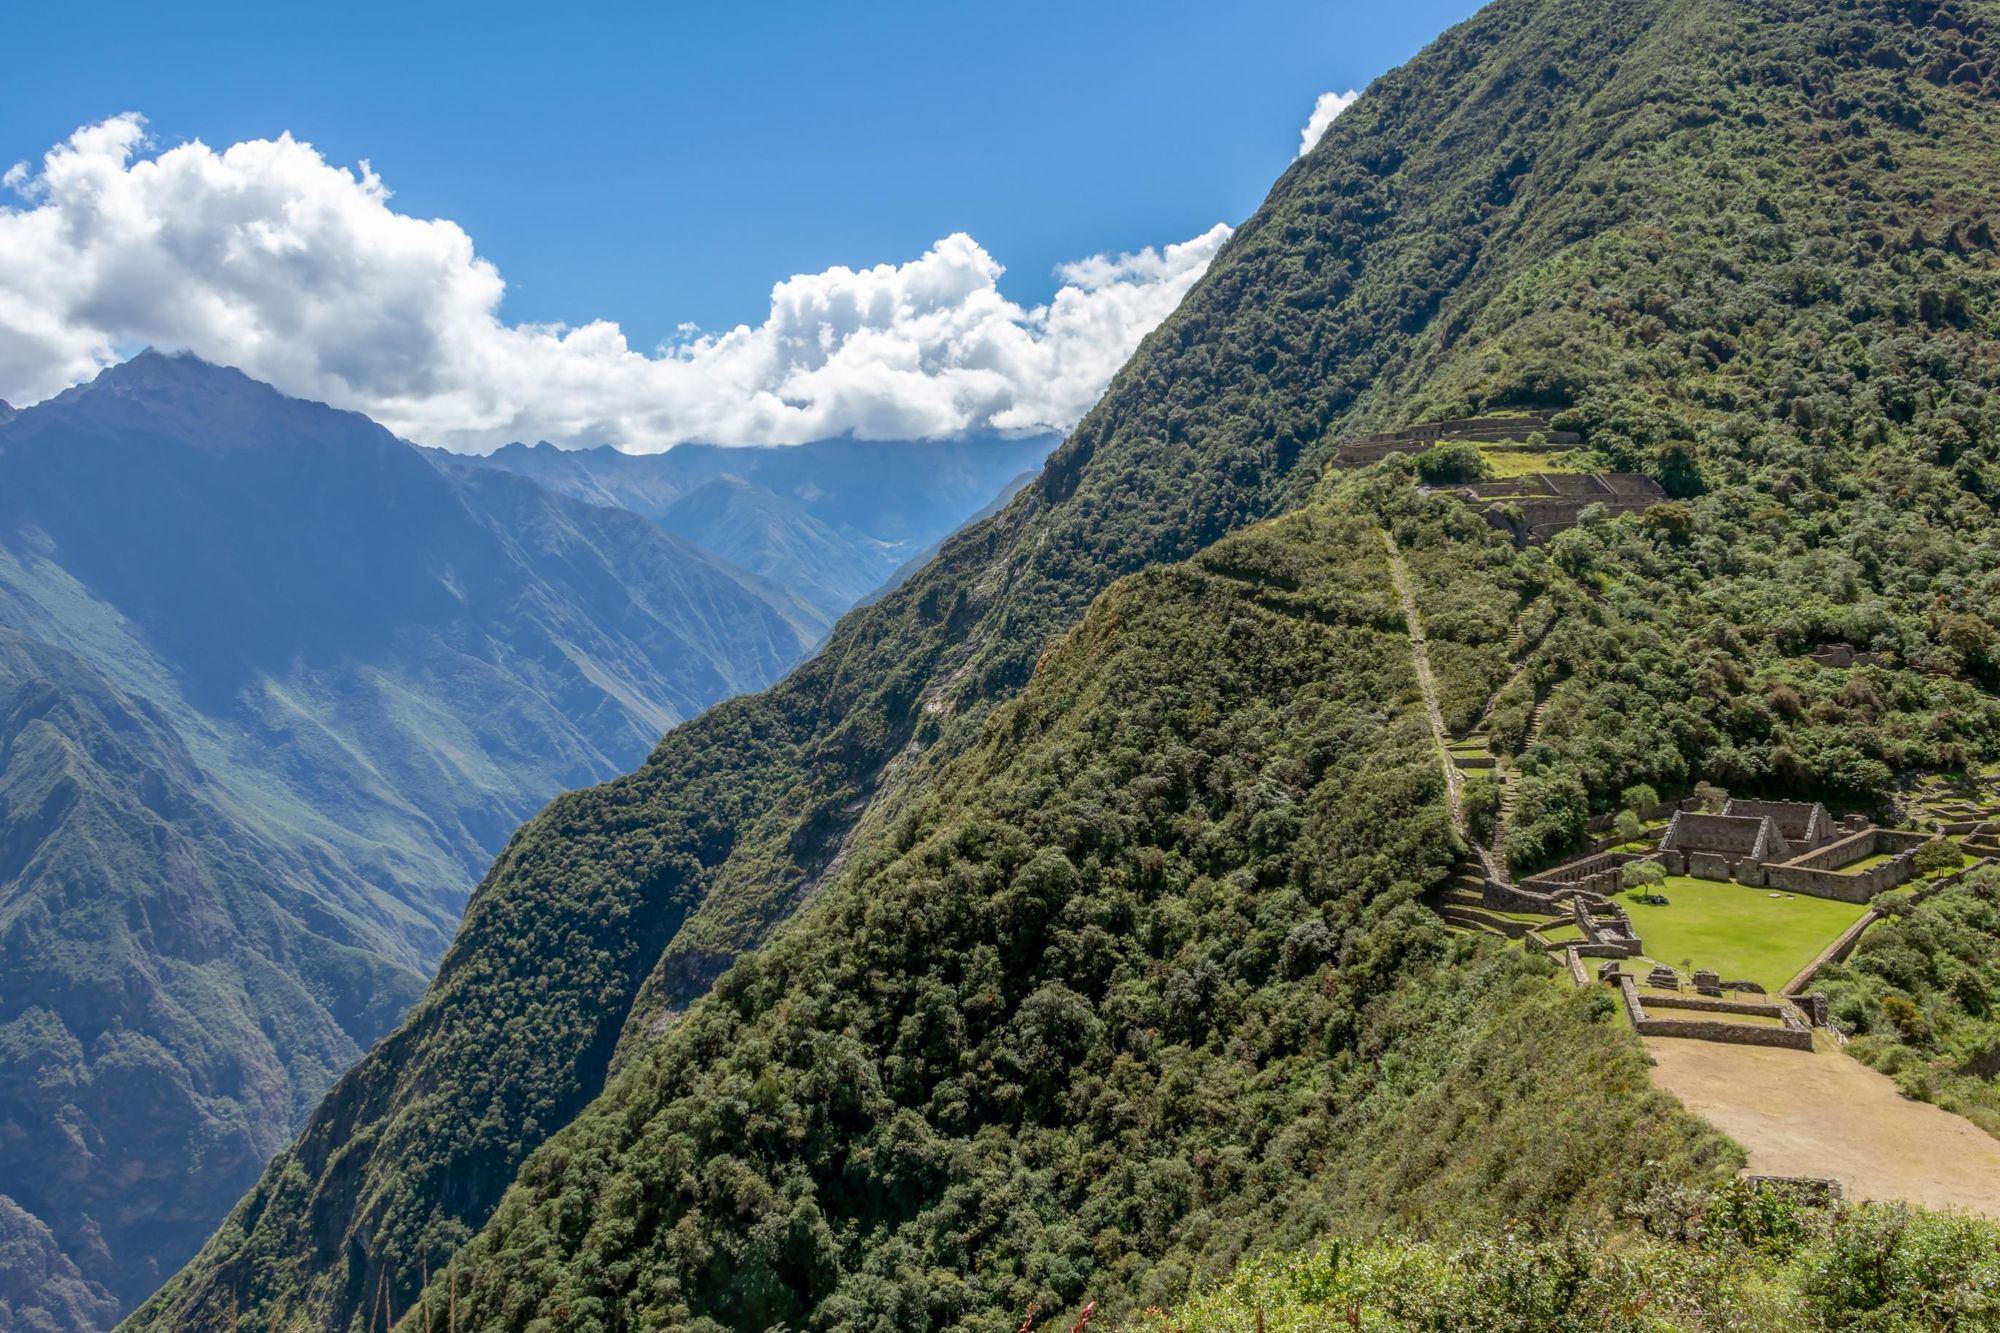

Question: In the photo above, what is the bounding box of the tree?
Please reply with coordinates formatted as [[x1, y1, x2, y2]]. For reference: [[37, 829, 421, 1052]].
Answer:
[[1621, 860, 1667, 891], [1912, 839, 1963, 878], [1415, 442, 1489, 485]]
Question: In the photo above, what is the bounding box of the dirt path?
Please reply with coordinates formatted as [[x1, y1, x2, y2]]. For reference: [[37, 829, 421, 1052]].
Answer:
[[1646, 1036, 2000, 1215]]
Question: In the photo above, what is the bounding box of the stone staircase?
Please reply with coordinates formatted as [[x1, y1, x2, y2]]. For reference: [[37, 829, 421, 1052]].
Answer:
[[1432, 863, 1572, 942], [1434, 865, 1523, 937], [1485, 694, 1552, 883]]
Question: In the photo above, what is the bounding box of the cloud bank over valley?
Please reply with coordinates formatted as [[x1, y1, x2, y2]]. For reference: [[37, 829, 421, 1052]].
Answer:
[[0, 116, 1230, 452]]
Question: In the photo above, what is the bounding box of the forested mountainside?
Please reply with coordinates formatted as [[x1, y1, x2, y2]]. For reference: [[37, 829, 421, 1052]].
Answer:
[[0, 625, 426, 1327], [0, 355, 830, 1328], [452, 434, 1056, 623], [137, 0, 2000, 1327]]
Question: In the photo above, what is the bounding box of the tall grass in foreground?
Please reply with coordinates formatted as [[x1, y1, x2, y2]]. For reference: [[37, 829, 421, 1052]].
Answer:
[[1131, 1186, 2000, 1331]]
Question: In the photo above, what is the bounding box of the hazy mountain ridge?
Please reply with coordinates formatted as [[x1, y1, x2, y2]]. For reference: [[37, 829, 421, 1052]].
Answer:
[[451, 433, 1056, 622]]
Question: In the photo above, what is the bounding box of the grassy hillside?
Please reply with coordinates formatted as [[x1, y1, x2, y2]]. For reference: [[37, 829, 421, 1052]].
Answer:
[[135, 0, 2000, 1327]]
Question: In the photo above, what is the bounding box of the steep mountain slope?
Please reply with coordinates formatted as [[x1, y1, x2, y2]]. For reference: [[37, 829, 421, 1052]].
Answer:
[[655, 477, 876, 623], [0, 625, 426, 1320], [136, 0, 2000, 1327], [0, 1198, 121, 1333], [399, 498, 1734, 1329], [0, 355, 827, 1326], [859, 469, 1041, 607], [454, 434, 1057, 621]]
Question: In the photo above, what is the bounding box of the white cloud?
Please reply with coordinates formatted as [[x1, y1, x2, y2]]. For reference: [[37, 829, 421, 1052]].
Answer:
[[1298, 90, 1361, 158], [0, 114, 1231, 451]]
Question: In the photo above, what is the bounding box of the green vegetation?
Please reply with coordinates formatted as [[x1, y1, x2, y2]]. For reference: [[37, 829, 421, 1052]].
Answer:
[[1626, 877, 1868, 992], [1412, 441, 1489, 484], [136, 0, 2000, 1327], [1914, 838, 1967, 877], [1136, 1188, 2000, 1331], [1480, 447, 1579, 478], [395, 506, 1732, 1331], [1621, 859, 1668, 890], [1817, 869, 2000, 1138]]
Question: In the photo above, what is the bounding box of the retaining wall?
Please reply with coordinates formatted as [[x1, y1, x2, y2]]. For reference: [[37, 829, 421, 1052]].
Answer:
[[1618, 977, 1815, 1050]]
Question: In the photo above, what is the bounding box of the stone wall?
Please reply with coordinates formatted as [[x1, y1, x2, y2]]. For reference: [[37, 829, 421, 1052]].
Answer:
[[1722, 798, 1834, 848], [1522, 851, 1640, 891], [1762, 857, 1910, 902], [1481, 877, 1564, 915], [1641, 993, 1799, 1020], [1618, 977, 1814, 1050], [1784, 826, 1929, 873], [1688, 851, 1736, 881], [1786, 828, 1883, 872], [1662, 811, 1773, 858]]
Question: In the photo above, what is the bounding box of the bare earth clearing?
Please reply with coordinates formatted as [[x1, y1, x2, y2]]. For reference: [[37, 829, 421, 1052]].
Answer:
[[1646, 1036, 2000, 1215]]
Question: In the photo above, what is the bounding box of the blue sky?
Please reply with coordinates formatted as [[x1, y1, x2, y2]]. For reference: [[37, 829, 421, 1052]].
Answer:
[[3, 0, 1484, 347]]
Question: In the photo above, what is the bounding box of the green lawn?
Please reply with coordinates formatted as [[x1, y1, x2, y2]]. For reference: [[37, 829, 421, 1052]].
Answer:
[[1480, 446, 1584, 478], [1623, 876, 1869, 993], [1478, 448, 1579, 478]]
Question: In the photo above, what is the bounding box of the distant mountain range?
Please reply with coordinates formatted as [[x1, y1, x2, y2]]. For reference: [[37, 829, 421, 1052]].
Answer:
[[448, 433, 1052, 625], [0, 352, 1042, 1329]]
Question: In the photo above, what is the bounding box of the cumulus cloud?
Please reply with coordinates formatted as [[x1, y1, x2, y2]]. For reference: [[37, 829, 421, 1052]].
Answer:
[[0, 115, 1231, 451], [1298, 90, 1361, 158]]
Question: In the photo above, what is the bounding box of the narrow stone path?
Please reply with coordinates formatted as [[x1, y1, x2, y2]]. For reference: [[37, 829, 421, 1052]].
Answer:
[[1381, 530, 1476, 854]]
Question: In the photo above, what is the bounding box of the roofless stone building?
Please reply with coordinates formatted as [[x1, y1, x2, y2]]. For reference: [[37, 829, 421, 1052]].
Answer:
[[1653, 799, 1928, 902]]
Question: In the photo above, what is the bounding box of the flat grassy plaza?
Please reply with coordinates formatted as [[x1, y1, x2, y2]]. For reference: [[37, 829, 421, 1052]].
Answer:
[[1622, 875, 1872, 994]]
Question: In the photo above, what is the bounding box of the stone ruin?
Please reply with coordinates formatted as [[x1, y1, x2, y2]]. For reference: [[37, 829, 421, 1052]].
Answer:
[[1332, 411, 1581, 468], [1330, 412, 1667, 543], [1809, 643, 1889, 669], [1655, 799, 1929, 903], [1614, 973, 1815, 1051], [1444, 471, 1668, 545]]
